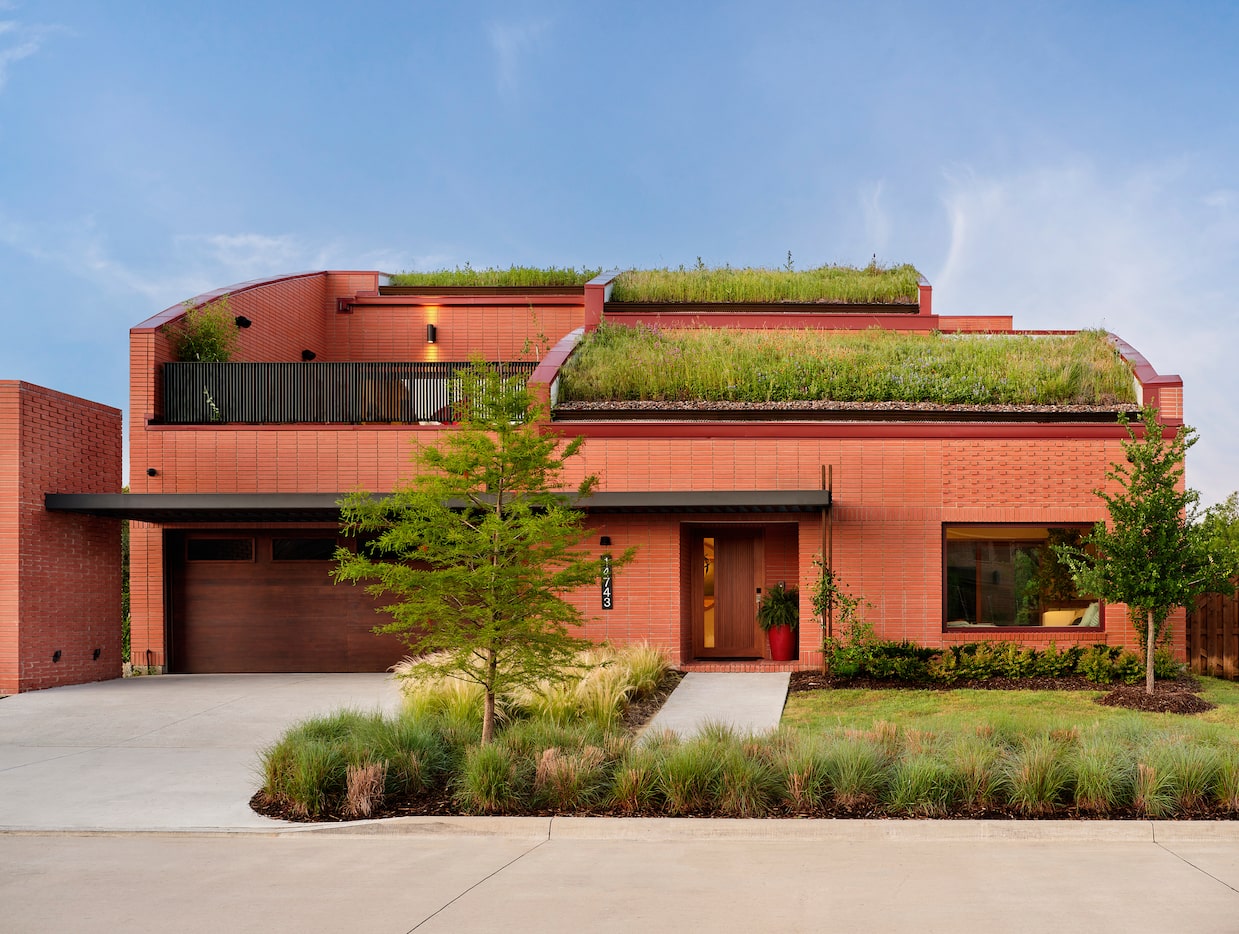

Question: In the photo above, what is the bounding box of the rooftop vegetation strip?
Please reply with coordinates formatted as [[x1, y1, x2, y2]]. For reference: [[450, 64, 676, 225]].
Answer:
[[557, 326, 1138, 406], [389, 265, 602, 288], [609, 262, 923, 304]]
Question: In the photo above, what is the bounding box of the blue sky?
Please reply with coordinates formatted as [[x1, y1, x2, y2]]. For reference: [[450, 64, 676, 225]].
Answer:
[[1, 1, 1236, 502]]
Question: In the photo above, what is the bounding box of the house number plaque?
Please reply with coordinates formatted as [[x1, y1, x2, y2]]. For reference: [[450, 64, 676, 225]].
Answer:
[[601, 554, 614, 610]]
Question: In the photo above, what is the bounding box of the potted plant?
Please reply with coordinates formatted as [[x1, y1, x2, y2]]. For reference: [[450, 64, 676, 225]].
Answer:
[[757, 582, 799, 661]]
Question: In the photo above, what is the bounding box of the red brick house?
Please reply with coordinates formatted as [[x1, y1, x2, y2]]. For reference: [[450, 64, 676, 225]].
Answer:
[[46, 269, 1188, 675]]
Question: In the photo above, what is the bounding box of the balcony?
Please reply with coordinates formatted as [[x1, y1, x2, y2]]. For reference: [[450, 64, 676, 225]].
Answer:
[[161, 361, 537, 425]]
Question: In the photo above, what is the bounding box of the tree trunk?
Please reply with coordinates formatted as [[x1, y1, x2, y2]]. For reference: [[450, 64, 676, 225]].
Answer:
[[482, 688, 496, 745], [481, 647, 499, 744], [1145, 609, 1155, 695]]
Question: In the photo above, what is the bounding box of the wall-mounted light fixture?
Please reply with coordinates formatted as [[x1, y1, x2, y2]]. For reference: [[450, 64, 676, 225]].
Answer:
[[599, 536, 612, 546], [147, 468, 158, 477], [93, 648, 101, 661], [52, 650, 61, 663], [235, 315, 252, 328], [301, 349, 317, 361], [426, 324, 437, 344]]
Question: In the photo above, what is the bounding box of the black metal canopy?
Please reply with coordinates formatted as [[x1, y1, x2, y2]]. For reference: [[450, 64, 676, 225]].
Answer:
[[45, 489, 831, 523]]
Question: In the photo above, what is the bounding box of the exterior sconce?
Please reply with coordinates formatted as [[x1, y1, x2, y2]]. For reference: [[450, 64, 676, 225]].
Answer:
[[52, 650, 61, 663], [599, 536, 612, 546], [147, 468, 158, 477], [93, 648, 101, 660], [426, 324, 437, 344], [301, 349, 317, 361], [235, 316, 252, 328]]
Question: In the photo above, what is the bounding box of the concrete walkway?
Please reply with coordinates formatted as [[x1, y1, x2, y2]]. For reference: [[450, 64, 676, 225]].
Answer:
[[641, 671, 790, 739]]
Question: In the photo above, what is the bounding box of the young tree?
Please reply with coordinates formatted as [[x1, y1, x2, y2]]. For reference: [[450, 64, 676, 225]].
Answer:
[[1055, 406, 1238, 693], [332, 363, 630, 744]]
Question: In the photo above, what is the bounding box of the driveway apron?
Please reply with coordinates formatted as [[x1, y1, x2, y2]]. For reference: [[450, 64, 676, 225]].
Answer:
[[0, 674, 400, 831]]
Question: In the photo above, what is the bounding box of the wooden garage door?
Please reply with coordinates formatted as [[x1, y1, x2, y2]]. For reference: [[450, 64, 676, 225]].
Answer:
[[168, 531, 410, 673]]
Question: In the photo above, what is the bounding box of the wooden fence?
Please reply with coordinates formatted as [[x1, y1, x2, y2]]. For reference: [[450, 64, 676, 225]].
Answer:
[[1187, 590, 1239, 679]]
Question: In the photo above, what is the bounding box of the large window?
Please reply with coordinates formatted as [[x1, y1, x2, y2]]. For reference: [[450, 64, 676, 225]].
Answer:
[[944, 525, 1100, 630]]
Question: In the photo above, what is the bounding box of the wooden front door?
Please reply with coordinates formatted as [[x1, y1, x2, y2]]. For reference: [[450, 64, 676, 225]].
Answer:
[[692, 527, 764, 658]]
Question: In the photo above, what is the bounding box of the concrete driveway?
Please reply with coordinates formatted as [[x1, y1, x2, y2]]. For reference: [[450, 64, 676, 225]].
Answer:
[[0, 674, 400, 831]]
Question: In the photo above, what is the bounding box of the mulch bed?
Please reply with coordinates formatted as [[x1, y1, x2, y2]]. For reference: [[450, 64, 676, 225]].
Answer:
[[788, 671, 1216, 714]]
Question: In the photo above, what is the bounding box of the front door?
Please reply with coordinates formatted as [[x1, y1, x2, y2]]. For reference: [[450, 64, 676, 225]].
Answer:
[[692, 527, 764, 658]]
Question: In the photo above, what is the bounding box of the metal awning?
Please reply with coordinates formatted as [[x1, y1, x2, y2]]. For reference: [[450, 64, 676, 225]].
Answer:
[[45, 489, 831, 523]]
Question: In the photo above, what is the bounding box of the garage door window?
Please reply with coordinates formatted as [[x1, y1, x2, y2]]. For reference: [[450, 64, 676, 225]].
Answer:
[[272, 538, 338, 561], [186, 538, 254, 561]]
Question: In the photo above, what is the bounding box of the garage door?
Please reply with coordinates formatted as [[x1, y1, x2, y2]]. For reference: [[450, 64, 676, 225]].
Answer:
[[168, 530, 410, 673]]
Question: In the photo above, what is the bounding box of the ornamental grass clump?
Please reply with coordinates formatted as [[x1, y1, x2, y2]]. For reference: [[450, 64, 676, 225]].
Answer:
[[885, 753, 962, 816], [822, 735, 888, 808], [716, 742, 784, 818], [655, 737, 725, 815], [1004, 736, 1072, 815], [947, 734, 1006, 808], [1071, 734, 1134, 813], [456, 743, 526, 814], [780, 735, 834, 810], [609, 746, 664, 815]]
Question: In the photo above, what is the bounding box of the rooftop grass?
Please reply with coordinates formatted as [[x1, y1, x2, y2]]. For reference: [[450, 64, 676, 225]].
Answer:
[[389, 264, 601, 288], [557, 326, 1137, 406], [609, 262, 922, 304]]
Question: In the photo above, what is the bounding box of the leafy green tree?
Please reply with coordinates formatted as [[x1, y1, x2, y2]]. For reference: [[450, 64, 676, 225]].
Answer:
[[1055, 406, 1239, 693], [332, 363, 631, 744]]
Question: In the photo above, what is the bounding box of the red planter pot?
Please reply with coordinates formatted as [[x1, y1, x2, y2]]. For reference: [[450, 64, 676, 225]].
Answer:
[[767, 624, 797, 661]]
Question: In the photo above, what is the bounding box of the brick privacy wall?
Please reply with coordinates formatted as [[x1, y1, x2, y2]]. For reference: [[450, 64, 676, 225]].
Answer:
[[323, 303, 585, 363], [0, 383, 122, 693], [126, 424, 1182, 669]]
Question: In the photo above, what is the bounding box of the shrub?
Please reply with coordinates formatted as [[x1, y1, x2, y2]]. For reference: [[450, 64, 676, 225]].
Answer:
[[1113, 651, 1146, 685], [1034, 643, 1081, 678], [171, 296, 239, 362], [1078, 645, 1121, 684]]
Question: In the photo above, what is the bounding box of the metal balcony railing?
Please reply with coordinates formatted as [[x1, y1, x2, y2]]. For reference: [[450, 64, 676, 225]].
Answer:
[[161, 361, 537, 425]]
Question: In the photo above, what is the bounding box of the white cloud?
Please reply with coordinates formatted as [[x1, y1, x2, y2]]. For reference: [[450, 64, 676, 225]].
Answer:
[[932, 159, 1239, 505], [0, 17, 58, 93], [487, 19, 551, 95]]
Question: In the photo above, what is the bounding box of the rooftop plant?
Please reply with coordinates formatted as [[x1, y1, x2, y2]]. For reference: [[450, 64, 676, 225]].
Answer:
[[557, 326, 1137, 407], [610, 260, 922, 304], [389, 264, 601, 287], [170, 296, 238, 362]]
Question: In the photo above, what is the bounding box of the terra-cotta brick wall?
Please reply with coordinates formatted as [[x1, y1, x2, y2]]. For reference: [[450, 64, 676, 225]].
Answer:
[[0, 382, 121, 693]]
